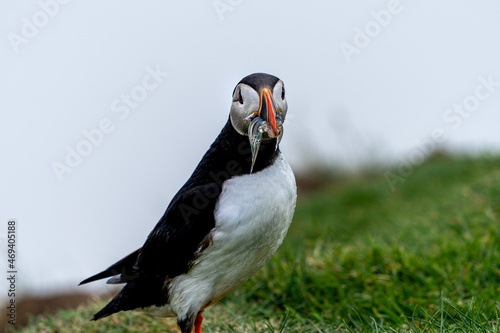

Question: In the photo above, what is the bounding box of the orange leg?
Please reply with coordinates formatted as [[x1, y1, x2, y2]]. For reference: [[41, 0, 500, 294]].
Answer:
[[194, 313, 203, 333]]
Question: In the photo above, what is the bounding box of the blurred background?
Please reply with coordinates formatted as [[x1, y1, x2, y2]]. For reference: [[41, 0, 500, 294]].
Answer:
[[1, 0, 500, 329]]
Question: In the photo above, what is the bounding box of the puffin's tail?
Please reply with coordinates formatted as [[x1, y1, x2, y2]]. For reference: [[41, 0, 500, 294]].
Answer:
[[91, 293, 122, 321], [80, 248, 168, 321], [91, 278, 168, 321]]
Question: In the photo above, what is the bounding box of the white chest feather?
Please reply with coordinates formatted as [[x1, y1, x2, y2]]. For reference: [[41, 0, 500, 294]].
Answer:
[[165, 153, 296, 318]]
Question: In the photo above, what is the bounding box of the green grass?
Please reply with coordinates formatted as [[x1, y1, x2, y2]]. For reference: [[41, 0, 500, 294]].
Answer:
[[14, 154, 500, 332]]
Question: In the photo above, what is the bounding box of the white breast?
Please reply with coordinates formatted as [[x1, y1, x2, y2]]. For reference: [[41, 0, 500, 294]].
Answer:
[[167, 153, 297, 320]]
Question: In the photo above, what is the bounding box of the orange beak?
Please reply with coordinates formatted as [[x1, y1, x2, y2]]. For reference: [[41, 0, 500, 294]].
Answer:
[[258, 88, 278, 137]]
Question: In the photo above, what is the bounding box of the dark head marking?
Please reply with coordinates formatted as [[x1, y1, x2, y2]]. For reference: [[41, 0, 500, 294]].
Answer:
[[233, 73, 280, 94]]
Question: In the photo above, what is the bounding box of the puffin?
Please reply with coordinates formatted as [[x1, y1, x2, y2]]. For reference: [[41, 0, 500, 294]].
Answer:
[[79, 73, 297, 333]]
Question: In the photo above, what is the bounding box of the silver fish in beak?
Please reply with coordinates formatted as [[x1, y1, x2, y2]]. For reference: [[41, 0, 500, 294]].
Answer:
[[247, 88, 284, 173]]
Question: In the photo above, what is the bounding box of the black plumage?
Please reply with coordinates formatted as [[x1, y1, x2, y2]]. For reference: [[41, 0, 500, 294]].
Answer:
[[234, 73, 280, 94]]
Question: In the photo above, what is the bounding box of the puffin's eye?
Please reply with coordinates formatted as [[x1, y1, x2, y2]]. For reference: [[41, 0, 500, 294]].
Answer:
[[238, 90, 243, 104], [281, 87, 285, 100]]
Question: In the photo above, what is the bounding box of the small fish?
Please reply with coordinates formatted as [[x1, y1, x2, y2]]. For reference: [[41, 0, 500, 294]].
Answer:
[[247, 110, 285, 173], [248, 117, 265, 174]]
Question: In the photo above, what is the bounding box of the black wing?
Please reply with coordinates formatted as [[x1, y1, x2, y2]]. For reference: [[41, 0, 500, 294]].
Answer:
[[78, 249, 140, 285], [79, 182, 222, 320], [79, 182, 221, 286], [133, 182, 221, 278]]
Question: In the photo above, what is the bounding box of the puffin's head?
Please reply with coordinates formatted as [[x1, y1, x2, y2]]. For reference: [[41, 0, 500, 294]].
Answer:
[[229, 73, 288, 173], [230, 73, 288, 140]]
